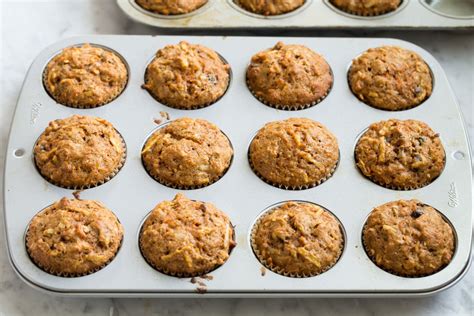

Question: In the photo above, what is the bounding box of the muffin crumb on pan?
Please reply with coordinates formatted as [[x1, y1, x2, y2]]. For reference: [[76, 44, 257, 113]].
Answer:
[[235, 0, 305, 16], [141, 117, 233, 189], [249, 118, 339, 189], [251, 201, 344, 277], [26, 197, 123, 277], [43, 43, 128, 108], [136, 0, 208, 15], [329, 0, 401, 16], [355, 119, 445, 190], [139, 193, 236, 277], [348, 45, 432, 111], [34, 115, 126, 190], [363, 199, 455, 277], [143, 41, 230, 109], [246, 42, 333, 110]]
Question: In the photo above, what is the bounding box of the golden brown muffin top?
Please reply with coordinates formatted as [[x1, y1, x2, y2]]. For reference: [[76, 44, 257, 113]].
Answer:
[[235, 0, 305, 15], [252, 201, 343, 277], [26, 198, 123, 276], [139, 193, 236, 277], [349, 46, 432, 110], [363, 199, 454, 277], [355, 119, 445, 189], [246, 42, 333, 109], [330, 0, 401, 16], [143, 41, 230, 109], [142, 117, 233, 188], [136, 0, 207, 15], [249, 118, 339, 189], [34, 115, 125, 189], [43, 44, 128, 108]]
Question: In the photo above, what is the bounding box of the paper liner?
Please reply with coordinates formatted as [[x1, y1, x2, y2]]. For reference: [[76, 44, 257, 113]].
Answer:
[[247, 149, 339, 190], [139, 223, 236, 278], [331, 1, 403, 17], [361, 222, 451, 278], [246, 77, 332, 111], [250, 206, 344, 278], [25, 222, 123, 278], [234, 0, 306, 16], [35, 130, 127, 190]]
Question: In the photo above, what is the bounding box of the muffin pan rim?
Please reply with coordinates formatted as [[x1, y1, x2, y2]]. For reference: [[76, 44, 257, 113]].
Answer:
[[4, 35, 472, 296]]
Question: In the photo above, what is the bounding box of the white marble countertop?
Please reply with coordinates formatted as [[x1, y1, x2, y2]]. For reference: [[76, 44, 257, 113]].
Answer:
[[0, 1, 472, 315]]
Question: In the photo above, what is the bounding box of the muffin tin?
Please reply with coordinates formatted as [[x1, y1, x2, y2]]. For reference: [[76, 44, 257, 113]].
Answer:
[[4, 35, 472, 297], [117, 0, 474, 30]]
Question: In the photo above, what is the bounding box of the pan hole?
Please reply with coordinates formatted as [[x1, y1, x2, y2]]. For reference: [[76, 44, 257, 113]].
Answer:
[[14, 148, 25, 158], [452, 151, 465, 160]]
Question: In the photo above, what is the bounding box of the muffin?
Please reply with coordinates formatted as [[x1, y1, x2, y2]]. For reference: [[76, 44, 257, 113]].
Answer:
[[43, 44, 128, 108], [26, 198, 123, 277], [136, 0, 207, 15], [330, 0, 401, 16], [348, 46, 432, 110], [143, 41, 230, 109], [355, 119, 445, 190], [252, 201, 343, 277], [235, 0, 305, 15], [34, 115, 126, 189], [363, 199, 455, 277], [142, 117, 233, 189], [249, 118, 339, 189], [139, 193, 236, 277], [246, 42, 333, 110]]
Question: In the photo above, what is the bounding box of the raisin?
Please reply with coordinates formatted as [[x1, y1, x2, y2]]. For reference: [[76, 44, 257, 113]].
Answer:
[[411, 209, 424, 218]]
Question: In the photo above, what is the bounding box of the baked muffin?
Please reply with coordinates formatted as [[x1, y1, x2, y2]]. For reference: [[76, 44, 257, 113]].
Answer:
[[143, 41, 230, 109], [43, 44, 128, 108], [349, 46, 432, 110], [142, 117, 233, 189], [363, 199, 455, 277], [252, 201, 343, 277], [249, 118, 339, 189], [136, 0, 207, 15], [34, 115, 126, 189], [330, 0, 401, 16], [355, 119, 445, 190], [235, 0, 305, 15], [139, 193, 236, 277], [246, 42, 333, 110], [26, 198, 123, 277]]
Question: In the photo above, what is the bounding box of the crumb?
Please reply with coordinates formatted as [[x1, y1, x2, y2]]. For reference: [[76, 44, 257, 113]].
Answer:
[[153, 118, 162, 125], [200, 274, 213, 281], [160, 111, 170, 120], [190, 277, 197, 284], [260, 266, 266, 276], [196, 286, 207, 294], [72, 190, 82, 199], [197, 281, 206, 287]]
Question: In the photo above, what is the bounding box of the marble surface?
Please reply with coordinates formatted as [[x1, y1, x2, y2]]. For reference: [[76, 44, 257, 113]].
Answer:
[[0, 1, 472, 315]]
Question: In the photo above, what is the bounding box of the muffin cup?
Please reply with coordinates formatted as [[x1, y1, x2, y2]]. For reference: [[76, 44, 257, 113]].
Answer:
[[25, 226, 123, 278], [246, 77, 332, 111], [139, 224, 236, 278], [35, 131, 127, 190], [250, 206, 343, 278], [331, 1, 403, 17], [248, 150, 339, 190]]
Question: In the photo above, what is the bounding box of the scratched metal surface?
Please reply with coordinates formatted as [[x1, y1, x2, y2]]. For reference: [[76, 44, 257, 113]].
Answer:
[[3, 35, 472, 297], [116, 0, 474, 30]]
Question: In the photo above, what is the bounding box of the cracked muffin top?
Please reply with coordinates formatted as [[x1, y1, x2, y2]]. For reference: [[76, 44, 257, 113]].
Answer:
[[246, 42, 333, 110], [330, 0, 401, 16], [252, 201, 343, 277], [142, 117, 233, 188], [349, 46, 432, 110], [249, 118, 339, 189], [363, 199, 454, 277], [143, 41, 230, 109], [136, 0, 207, 15], [235, 0, 305, 15], [355, 119, 445, 190], [43, 44, 128, 108], [34, 115, 126, 189], [26, 197, 123, 276], [139, 193, 235, 277]]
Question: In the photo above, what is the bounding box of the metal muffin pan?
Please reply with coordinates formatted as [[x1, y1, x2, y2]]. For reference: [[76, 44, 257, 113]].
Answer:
[[4, 35, 472, 297], [117, 0, 474, 30]]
